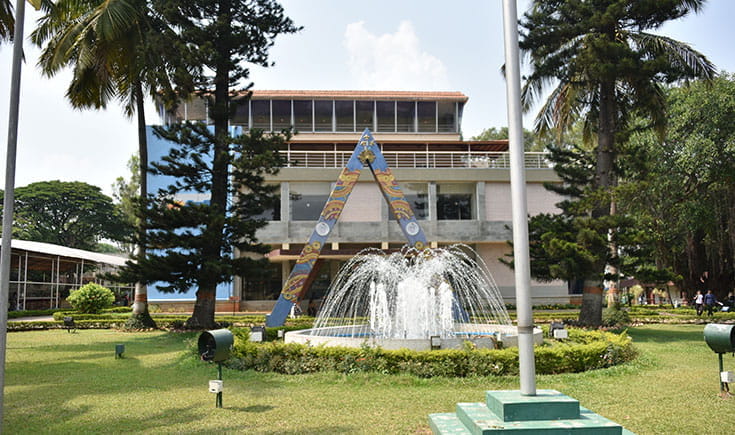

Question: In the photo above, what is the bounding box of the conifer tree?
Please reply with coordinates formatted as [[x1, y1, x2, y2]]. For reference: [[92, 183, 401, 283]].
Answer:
[[119, 0, 298, 328]]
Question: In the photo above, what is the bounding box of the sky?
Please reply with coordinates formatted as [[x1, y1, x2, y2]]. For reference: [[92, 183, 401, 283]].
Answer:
[[1, 0, 734, 196]]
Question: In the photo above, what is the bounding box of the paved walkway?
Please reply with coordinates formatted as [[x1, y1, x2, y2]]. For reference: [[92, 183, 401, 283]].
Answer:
[[9, 316, 54, 322]]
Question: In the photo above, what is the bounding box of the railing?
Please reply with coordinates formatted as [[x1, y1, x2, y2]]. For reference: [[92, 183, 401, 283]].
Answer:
[[283, 150, 552, 169]]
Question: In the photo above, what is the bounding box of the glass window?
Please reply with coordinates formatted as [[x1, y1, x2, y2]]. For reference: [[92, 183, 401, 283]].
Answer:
[[376, 101, 395, 132], [314, 100, 333, 131], [437, 183, 474, 220], [335, 100, 354, 132], [251, 100, 270, 130], [417, 101, 436, 133], [272, 100, 291, 131], [437, 101, 456, 132], [242, 262, 282, 300], [230, 99, 249, 126], [290, 182, 331, 221], [389, 182, 428, 221], [250, 191, 280, 221], [177, 97, 208, 122], [355, 101, 374, 131], [293, 100, 312, 132], [396, 101, 415, 132], [305, 263, 331, 300]]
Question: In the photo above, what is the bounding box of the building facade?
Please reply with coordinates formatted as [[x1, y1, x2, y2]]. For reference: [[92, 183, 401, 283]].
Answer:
[[154, 90, 571, 311]]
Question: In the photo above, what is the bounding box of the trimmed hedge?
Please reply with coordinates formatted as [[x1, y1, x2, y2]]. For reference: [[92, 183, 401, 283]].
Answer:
[[226, 328, 635, 378], [7, 309, 63, 319]]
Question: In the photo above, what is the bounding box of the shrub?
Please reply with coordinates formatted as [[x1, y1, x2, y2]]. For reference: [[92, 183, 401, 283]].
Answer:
[[602, 307, 631, 327], [226, 329, 636, 378], [66, 283, 115, 314]]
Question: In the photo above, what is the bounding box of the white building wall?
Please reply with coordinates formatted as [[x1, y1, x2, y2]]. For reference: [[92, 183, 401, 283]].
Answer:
[[486, 182, 562, 220], [485, 183, 512, 221], [340, 182, 383, 222], [476, 242, 568, 304], [526, 183, 562, 216]]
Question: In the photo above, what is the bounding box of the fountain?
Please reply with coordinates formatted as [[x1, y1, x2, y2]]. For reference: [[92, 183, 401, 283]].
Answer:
[[285, 245, 543, 350]]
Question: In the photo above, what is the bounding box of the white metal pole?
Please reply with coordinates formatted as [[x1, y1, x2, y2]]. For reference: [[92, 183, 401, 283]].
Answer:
[[0, 0, 27, 423], [502, 0, 536, 396]]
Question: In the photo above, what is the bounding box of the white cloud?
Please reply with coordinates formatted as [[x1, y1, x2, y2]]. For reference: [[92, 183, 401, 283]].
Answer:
[[343, 20, 450, 90]]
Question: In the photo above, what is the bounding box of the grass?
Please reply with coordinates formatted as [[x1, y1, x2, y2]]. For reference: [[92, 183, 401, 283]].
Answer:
[[4, 325, 734, 434]]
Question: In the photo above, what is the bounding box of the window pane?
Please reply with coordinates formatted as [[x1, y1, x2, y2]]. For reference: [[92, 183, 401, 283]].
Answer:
[[293, 100, 312, 132], [417, 101, 436, 133], [437, 101, 456, 132], [314, 100, 333, 131], [231, 99, 249, 125], [272, 100, 291, 131], [176, 97, 207, 122], [251, 192, 280, 221], [335, 100, 354, 132], [396, 101, 415, 132], [251, 100, 270, 130], [242, 263, 282, 300], [389, 182, 427, 220], [291, 182, 331, 221], [376, 101, 395, 132], [437, 183, 473, 220], [355, 100, 373, 131]]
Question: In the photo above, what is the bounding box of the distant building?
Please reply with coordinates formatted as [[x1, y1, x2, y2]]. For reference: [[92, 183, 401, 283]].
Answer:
[[1, 239, 131, 310], [150, 90, 571, 311]]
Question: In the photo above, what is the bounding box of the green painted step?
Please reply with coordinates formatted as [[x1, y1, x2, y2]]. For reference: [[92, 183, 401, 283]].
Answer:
[[486, 390, 580, 421], [428, 413, 472, 434], [451, 402, 623, 434]]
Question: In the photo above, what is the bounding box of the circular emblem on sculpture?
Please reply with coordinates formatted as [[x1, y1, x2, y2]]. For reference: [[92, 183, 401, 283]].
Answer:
[[316, 222, 330, 237], [406, 222, 419, 236]]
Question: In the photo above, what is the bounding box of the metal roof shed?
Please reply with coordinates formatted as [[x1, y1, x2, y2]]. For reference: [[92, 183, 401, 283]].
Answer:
[[1, 239, 132, 311]]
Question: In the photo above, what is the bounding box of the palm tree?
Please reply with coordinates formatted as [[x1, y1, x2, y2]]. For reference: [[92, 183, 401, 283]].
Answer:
[[32, 0, 178, 327], [0, 0, 14, 41], [519, 0, 716, 325]]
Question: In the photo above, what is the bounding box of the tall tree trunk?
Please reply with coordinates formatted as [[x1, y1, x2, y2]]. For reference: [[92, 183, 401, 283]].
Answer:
[[128, 80, 156, 328], [579, 79, 617, 326], [186, 1, 232, 330], [579, 278, 603, 327]]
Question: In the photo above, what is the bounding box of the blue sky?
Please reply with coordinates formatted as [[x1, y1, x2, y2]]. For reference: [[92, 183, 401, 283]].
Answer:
[[1, 0, 734, 196]]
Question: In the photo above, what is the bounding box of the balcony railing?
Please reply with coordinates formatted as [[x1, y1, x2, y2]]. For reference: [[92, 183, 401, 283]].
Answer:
[[282, 150, 552, 169]]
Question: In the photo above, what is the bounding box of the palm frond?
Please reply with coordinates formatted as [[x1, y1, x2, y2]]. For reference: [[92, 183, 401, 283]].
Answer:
[[630, 32, 716, 82]]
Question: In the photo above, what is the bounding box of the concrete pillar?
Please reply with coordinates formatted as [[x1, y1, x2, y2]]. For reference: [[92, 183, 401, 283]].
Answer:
[[428, 181, 437, 221], [381, 193, 390, 240], [280, 182, 290, 222], [476, 181, 486, 221], [281, 261, 291, 285]]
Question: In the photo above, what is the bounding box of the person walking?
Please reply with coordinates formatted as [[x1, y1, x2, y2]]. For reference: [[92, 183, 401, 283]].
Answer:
[[694, 290, 704, 316], [703, 290, 719, 316]]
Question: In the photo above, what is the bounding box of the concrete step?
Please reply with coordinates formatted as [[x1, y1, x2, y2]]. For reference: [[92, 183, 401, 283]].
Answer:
[[431, 402, 624, 434], [428, 412, 472, 434], [485, 390, 580, 422]]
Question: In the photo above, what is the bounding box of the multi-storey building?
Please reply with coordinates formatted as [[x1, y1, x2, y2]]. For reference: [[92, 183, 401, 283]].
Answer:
[[151, 90, 572, 311]]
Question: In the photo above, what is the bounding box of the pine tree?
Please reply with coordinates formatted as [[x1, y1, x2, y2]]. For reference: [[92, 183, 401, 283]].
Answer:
[[118, 0, 299, 328]]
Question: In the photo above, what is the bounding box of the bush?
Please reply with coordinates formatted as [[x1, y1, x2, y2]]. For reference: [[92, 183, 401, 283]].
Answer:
[[602, 307, 631, 327], [66, 283, 115, 314], [226, 328, 636, 378]]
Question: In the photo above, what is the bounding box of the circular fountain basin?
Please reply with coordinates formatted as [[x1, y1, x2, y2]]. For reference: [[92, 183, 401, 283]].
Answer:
[[285, 324, 543, 351]]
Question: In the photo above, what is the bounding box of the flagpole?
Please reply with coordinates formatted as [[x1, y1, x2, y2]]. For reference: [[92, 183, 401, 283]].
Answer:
[[0, 0, 28, 424], [502, 0, 536, 396]]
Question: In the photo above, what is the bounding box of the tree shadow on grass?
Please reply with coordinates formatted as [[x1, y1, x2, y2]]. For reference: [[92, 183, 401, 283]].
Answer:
[[627, 325, 705, 343], [227, 404, 275, 413]]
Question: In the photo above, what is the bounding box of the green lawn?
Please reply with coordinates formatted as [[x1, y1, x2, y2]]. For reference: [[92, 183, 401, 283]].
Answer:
[[4, 325, 734, 434]]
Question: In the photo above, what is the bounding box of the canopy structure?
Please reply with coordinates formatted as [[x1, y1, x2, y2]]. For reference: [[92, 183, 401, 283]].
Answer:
[[0, 239, 132, 311]]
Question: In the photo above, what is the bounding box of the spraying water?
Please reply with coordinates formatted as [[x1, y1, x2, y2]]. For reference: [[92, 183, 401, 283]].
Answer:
[[309, 245, 511, 340]]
